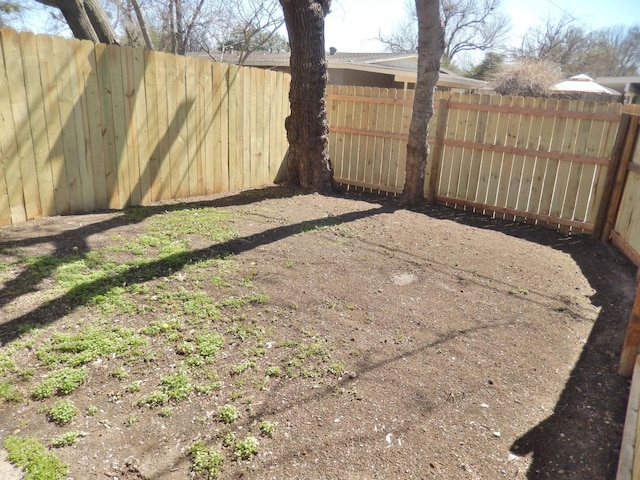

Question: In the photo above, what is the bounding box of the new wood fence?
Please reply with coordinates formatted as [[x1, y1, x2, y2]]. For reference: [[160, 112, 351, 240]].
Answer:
[[0, 29, 290, 226], [326, 85, 640, 235]]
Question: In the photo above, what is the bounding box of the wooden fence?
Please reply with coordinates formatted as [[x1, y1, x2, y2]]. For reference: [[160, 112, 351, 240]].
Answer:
[[326, 85, 639, 234], [0, 29, 290, 226]]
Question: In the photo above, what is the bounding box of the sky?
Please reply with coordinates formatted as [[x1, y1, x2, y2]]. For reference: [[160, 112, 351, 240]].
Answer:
[[14, 0, 640, 60], [325, 0, 640, 54]]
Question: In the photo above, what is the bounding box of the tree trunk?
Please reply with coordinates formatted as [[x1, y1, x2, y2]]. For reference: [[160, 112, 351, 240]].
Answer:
[[402, 0, 444, 206], [279, 0, 334, 193], [130, 0, 154, 50], [35, 0, 118, 44], [84, 0, 118, 44]]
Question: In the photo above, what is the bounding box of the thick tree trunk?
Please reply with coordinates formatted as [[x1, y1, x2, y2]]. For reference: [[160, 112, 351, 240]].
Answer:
[[402, 0, 444, 206], [279, 0, 334, 193], [35, 0, 118, 44]]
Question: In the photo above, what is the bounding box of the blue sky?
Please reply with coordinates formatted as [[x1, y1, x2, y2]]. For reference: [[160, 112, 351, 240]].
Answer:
[[326, 0, 640, 53]]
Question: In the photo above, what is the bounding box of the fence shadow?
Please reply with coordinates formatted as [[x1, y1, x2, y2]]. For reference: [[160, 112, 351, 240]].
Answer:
[[411, 204, 636, 480]]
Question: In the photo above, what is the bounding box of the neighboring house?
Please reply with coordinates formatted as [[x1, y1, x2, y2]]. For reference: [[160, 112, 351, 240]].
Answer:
[[596, 76, 640, 104], [190, 50, 486, 93]]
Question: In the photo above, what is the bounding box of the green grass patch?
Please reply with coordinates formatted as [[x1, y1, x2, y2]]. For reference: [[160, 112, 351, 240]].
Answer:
[[138, 370, 193, 408], [219, 293, 268, 310], [188, 440, 224, 479], [0, 380, 22, 402], [47, 399, 79, 425], [31, 367, 87, 400], [218, 404, 240, 424], [36, 325, 147, 367], [50, 431, 81, 448], [233, 436, 259, 459], [3, 435, 68, 480]]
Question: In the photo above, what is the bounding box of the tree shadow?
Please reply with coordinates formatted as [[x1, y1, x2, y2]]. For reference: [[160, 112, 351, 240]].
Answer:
[[0, 188, 392, 345], [409, 204, 637, 480]]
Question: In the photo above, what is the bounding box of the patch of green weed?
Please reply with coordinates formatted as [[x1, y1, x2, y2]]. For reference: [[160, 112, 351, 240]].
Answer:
[[218, 404, 240, 424], [230, 360, 255, 376], [0, 350, 16, 376], [3, 435, 67, 480], [86, 406, 98, 416], [36, 326, 147, 367], [259, 420, 277, 437], [0, 381, 22, 402], [31, 367, 87, 400], [188, 440, 224, 479], [51, 431, 81, 448], [47, 399, 79, 425], [234, 436, 259, 459], [161, 370, 193, 401]]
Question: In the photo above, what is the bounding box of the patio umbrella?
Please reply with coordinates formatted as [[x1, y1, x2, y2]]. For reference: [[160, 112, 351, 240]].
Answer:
[[552, 74, 621, 95]]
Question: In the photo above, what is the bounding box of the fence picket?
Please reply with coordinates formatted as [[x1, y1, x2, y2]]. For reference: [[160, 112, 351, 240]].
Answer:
[[3, 29, 40, 221], [550, 99, 581, 225], [456, 94, 480, 201], [144, 50, 161, 202], [185, 54, 199, 197], [496, 96, 523, 215], [19, 33, 55, 218], [527, 97, 550, 217], [121, 46, 142, 207]]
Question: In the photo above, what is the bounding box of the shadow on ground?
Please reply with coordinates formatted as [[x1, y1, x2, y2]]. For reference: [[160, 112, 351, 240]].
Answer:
[[407, 202, 636, 480]]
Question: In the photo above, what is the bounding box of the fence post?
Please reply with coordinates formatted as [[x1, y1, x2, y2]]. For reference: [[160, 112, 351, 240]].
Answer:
[[619, 280, 640, 376], [426, 97, 449, 203], [593, 114, 638, 241]]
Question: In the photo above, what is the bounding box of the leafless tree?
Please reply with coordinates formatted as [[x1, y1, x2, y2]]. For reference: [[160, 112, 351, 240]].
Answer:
[[378, 0, 509, 66], [579, 25, 640, 77], [107, 0, 284, 63], [218, 0, 285, 64], [512, 15, 640, 77], [514, 14, 586, 68]]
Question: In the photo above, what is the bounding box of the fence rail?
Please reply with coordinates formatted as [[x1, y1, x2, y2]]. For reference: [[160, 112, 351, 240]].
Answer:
[[0, 29, 290, 226]]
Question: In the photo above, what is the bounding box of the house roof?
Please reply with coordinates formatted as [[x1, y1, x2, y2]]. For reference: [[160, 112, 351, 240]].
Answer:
[[189, 50, 486, 90], [596, 75, 640, 95]]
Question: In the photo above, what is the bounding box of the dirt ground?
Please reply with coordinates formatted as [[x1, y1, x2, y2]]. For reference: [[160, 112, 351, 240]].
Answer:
[[0, 186, 637, 480]]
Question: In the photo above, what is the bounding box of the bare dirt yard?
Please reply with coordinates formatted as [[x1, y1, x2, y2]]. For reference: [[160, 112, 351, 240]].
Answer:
[[0, 186, 636, 480]]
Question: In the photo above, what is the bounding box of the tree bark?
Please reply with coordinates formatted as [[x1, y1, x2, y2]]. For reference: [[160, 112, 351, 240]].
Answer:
[[35, 0, 118, 44], [402, 0, 444, 206], [130, 0, 154, 50], [279, 0, 334, 193], [84, 0, 118, 44]]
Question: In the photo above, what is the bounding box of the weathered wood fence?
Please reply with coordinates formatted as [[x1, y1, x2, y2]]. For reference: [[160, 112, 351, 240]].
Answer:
[[0, 29, 290, 226]]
